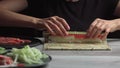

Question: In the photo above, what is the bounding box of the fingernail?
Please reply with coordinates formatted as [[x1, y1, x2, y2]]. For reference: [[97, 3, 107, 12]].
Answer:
[[67, 26, 70, 30]]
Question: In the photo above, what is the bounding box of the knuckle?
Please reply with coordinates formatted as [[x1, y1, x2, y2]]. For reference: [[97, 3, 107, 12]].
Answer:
[[106, 29, 110, 33], [96, 25, 101, 29], [53, 16, 59, 18], [59, 18, 65, 21], [91, 24, 95, 27], [54, 16, 64, 20], [96, 18, 105, 23], [96, 18, 101, 21], [46, 20, 51, 23], [96, 25, 99, 28], [99, 27, 103, 31], [51, 23, 57, 27], [50, 17, 56, 20]]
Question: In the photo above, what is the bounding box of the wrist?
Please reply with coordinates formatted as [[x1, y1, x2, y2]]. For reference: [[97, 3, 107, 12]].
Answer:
[[113, 19, 120, 30], [31, 18, 45, 30]]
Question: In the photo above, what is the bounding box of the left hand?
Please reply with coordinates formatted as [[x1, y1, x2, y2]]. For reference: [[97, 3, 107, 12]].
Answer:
[[87, 18, 120, 39]]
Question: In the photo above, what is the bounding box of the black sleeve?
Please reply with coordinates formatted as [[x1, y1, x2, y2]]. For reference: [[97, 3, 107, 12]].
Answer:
[[102, 0, 119, 19], [105, 0, 119, 15], [20, 0, 48, 18]]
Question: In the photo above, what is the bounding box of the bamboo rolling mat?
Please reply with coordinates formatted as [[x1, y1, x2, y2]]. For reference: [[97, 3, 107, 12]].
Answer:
[[43, 31, 111, 51]]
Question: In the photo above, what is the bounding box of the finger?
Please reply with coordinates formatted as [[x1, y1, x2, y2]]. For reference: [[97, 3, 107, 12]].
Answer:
[[47, 20, 64, 36], [55, 16, 70, 30], [101, 32, 109, 40], [98, 33, 104, 39], [43, 23, 56, 35], [89, 28, 98, 38], [93, 20, 105, 38], [87, 18, 99, 37], [93, 23, 103, 38], [97, 25, 106, 39], [101, 28, 110, 39], [88, 18, 101, 38], [50, 17, 68, 36]]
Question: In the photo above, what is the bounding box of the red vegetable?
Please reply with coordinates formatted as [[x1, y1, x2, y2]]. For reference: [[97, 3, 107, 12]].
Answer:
[[17, 63, 25, 67], [0, 37, 31, 45], [68, 34, 103, 39], [68, 34, 87, 39], [0, 55, 13, 65]]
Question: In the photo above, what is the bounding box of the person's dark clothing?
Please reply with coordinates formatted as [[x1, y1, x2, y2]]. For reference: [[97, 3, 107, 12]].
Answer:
[[1, 0, 120, 38]]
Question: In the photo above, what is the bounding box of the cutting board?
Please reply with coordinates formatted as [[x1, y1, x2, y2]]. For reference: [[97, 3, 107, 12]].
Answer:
[[43, 31, 111, 51]]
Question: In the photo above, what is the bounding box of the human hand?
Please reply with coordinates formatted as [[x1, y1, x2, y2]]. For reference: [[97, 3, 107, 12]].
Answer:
[[36, 16, 70, 36], [87, 18, 120, 39]]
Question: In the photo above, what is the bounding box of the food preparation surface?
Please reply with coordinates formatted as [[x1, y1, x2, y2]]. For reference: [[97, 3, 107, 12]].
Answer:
[[47, 56, 120, 68], [36, 38, 120, 68], [44, 41, 110, 50]]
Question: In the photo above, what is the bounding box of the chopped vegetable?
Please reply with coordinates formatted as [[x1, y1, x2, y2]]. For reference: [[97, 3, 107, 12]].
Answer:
[[8, 45, 48, 64], [0, 47, 7, 54]]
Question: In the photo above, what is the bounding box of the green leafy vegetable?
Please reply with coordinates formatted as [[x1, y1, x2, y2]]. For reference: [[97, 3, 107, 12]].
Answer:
[[0, 47, 7, 54]]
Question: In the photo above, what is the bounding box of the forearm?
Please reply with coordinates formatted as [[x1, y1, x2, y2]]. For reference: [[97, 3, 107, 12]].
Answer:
[[0, 0, 28, 12], [0, 9, 40, 29], [0, 9, 70, 36]]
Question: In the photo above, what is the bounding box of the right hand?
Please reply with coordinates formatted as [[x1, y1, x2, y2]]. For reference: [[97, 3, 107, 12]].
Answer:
[[36, 16, 70, 36], [87, 18, 120, 39]]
